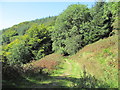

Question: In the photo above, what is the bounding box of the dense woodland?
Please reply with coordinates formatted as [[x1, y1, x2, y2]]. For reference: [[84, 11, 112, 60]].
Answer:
[[1, 1, 119, 88]]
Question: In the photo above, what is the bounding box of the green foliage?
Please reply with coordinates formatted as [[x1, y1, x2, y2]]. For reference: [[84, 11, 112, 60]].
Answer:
[[2, 3, 118, 88], [52, 4, 91, 55], [14, 21, 31, 35], [52, 2, 117, 55], [31, 16, 57, 26], [2, 23, 53, 66], [1, 16, 56, 45], [35, 49, 45, 60], [2, 29, 18, 44], [26, 24, 53, 60], [90, 1, 113, 38], [4, 39, 32, 65], [104, 2, 119, 30]]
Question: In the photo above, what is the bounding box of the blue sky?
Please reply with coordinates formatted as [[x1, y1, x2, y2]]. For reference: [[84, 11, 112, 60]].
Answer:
[[0, 2, 95, 30]]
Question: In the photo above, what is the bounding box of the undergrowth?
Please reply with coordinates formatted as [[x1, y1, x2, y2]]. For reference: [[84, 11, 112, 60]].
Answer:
[[2, 35, 118, 88]]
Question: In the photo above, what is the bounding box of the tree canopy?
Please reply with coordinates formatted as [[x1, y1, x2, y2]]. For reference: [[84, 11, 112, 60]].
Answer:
[[1, 1, 118, 66]]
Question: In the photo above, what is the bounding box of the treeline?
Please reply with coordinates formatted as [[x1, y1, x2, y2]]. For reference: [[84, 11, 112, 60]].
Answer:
[[1, 1, 119, 66], [1, 16, 56, 66], [52, 2, 119, 55]]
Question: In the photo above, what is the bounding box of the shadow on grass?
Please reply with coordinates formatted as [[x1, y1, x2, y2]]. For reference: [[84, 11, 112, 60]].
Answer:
[[2, 67, 110, 88]]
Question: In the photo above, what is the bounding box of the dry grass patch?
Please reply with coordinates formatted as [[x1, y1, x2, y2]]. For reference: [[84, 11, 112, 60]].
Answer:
[[23, 53, 63, 72]]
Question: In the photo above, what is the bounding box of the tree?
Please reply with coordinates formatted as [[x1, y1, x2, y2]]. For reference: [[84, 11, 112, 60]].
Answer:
[[104, 2, 119, 33], [90, 1, 113, 41], [52, 4, 91, 55], [2, 29, 18, 45], [26, 24, 53, 60], [5, 39, 32, 65]]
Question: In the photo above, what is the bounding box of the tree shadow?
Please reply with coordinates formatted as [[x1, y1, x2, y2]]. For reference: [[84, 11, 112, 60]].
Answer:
[[2, 65, 111, 88]]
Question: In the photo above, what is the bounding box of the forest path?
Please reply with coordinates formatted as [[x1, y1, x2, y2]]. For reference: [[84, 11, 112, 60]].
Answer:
[[21, 58, 83, 88], [58, 58, 82, 78], [60, 59, 72, 76]]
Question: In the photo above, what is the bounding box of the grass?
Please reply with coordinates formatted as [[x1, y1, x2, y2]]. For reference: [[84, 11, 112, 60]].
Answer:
[[51, 58, 82, 78], [3, 35, 118, 88], [70, 35, 118, 88]]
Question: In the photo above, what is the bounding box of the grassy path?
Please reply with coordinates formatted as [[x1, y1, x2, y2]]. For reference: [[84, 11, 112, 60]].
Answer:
[[16, 58, 83, 88], [51, 58, 82, 78], [4, 57, 117, 88], [60, 59, 72, 76], [4, 56, 117, 88]]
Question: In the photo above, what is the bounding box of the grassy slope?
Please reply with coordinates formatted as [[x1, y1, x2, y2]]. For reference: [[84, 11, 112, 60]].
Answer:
[[70, 35, 118, 87], [29, 35, 118, 88], [3, 35, 118, 88]]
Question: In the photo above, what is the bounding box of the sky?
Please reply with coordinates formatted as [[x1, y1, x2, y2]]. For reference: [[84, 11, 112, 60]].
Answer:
[[0, 2, 96, 30]]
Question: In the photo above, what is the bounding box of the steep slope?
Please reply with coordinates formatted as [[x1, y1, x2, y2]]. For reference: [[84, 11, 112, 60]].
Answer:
[[70, 34, 118, 87], [19, 34, 118, 88], [3, 35, 118, 88]]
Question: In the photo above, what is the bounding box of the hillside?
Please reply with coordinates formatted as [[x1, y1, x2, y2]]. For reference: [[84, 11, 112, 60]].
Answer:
[[32, 34, 118, 88], [3, 34, 118, 88], [2, 1, 119, 89], [1, 16, 56, 45], [70, 34, 118, 87]]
